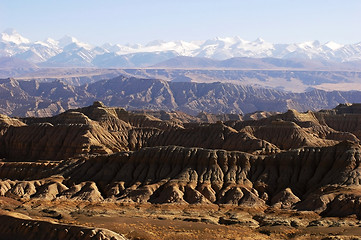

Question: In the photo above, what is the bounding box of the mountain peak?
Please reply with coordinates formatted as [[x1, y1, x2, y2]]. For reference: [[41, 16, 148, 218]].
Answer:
[[254, 37, 266, 43], [1, 28, 30, 44], [0, 29, 361, 65], [233, 36, 247, 42], [324, 41, 343, 50], [58, 35, 92, 50], [58, 35, 79, 47], [312, 40, 321, 46], [45, 38, 59, 46]]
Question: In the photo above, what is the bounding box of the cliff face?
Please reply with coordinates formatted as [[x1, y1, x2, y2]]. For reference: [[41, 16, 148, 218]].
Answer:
[[314, 105, 361, 140], [0, 103, 360, 219]]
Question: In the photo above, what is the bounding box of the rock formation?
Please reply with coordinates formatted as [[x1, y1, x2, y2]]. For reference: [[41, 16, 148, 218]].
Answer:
[[0, 141, 360, 216], [0, 102, 360, 238]]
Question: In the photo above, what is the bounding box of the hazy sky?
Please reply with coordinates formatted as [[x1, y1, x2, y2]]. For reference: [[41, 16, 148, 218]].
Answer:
[[1, 0, 360, 45]]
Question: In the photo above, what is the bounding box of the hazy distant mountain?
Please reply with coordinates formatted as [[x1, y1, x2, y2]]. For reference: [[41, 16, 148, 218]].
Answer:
[[0, 56, 38, 78], [41, 42, 95, 67], [154, 56, 361, 71], [2, 65, 361, 93], [116, 68, 361, 92], [152, 56, 219, 68], [1, 29, 361, 67], [0, 56, 38, 69], [92, 51, 179, 67], [1, 76, 361, 117]]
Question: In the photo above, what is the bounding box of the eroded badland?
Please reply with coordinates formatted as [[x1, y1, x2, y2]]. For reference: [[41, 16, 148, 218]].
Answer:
[[0, 102, 361, 239]]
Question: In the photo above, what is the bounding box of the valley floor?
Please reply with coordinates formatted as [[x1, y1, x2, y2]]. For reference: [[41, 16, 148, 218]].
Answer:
[[1, 197, 361, 240]]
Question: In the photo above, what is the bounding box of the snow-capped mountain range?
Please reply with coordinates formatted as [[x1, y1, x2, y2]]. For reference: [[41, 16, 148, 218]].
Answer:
[[1, 29, 361, 68]]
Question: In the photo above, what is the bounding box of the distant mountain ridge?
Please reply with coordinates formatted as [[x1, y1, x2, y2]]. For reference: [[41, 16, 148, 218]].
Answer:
[[1, 76, 361, 117], [1, 29, 361, 67], [153, 56, 361, 70]]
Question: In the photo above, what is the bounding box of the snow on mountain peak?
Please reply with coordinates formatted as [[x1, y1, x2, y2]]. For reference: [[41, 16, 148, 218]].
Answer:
[[298, 40, 321, 50], [254, 37, 266, 43], [33, 41, 50, 47], [58, 35, 92, 50], [1, 28, 30, 44], [0, 29, 361, 65], [58, 35, 80, 47], [45, 38, 59, 46], [324, 41, 343, 50]]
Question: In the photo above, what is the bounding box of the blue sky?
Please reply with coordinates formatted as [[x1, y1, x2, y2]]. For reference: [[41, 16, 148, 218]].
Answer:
[[1, 0, 360, 45]]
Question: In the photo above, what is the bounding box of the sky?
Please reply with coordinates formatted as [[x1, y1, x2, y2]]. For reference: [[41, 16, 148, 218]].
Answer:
[[0, 0, 360, 45]]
